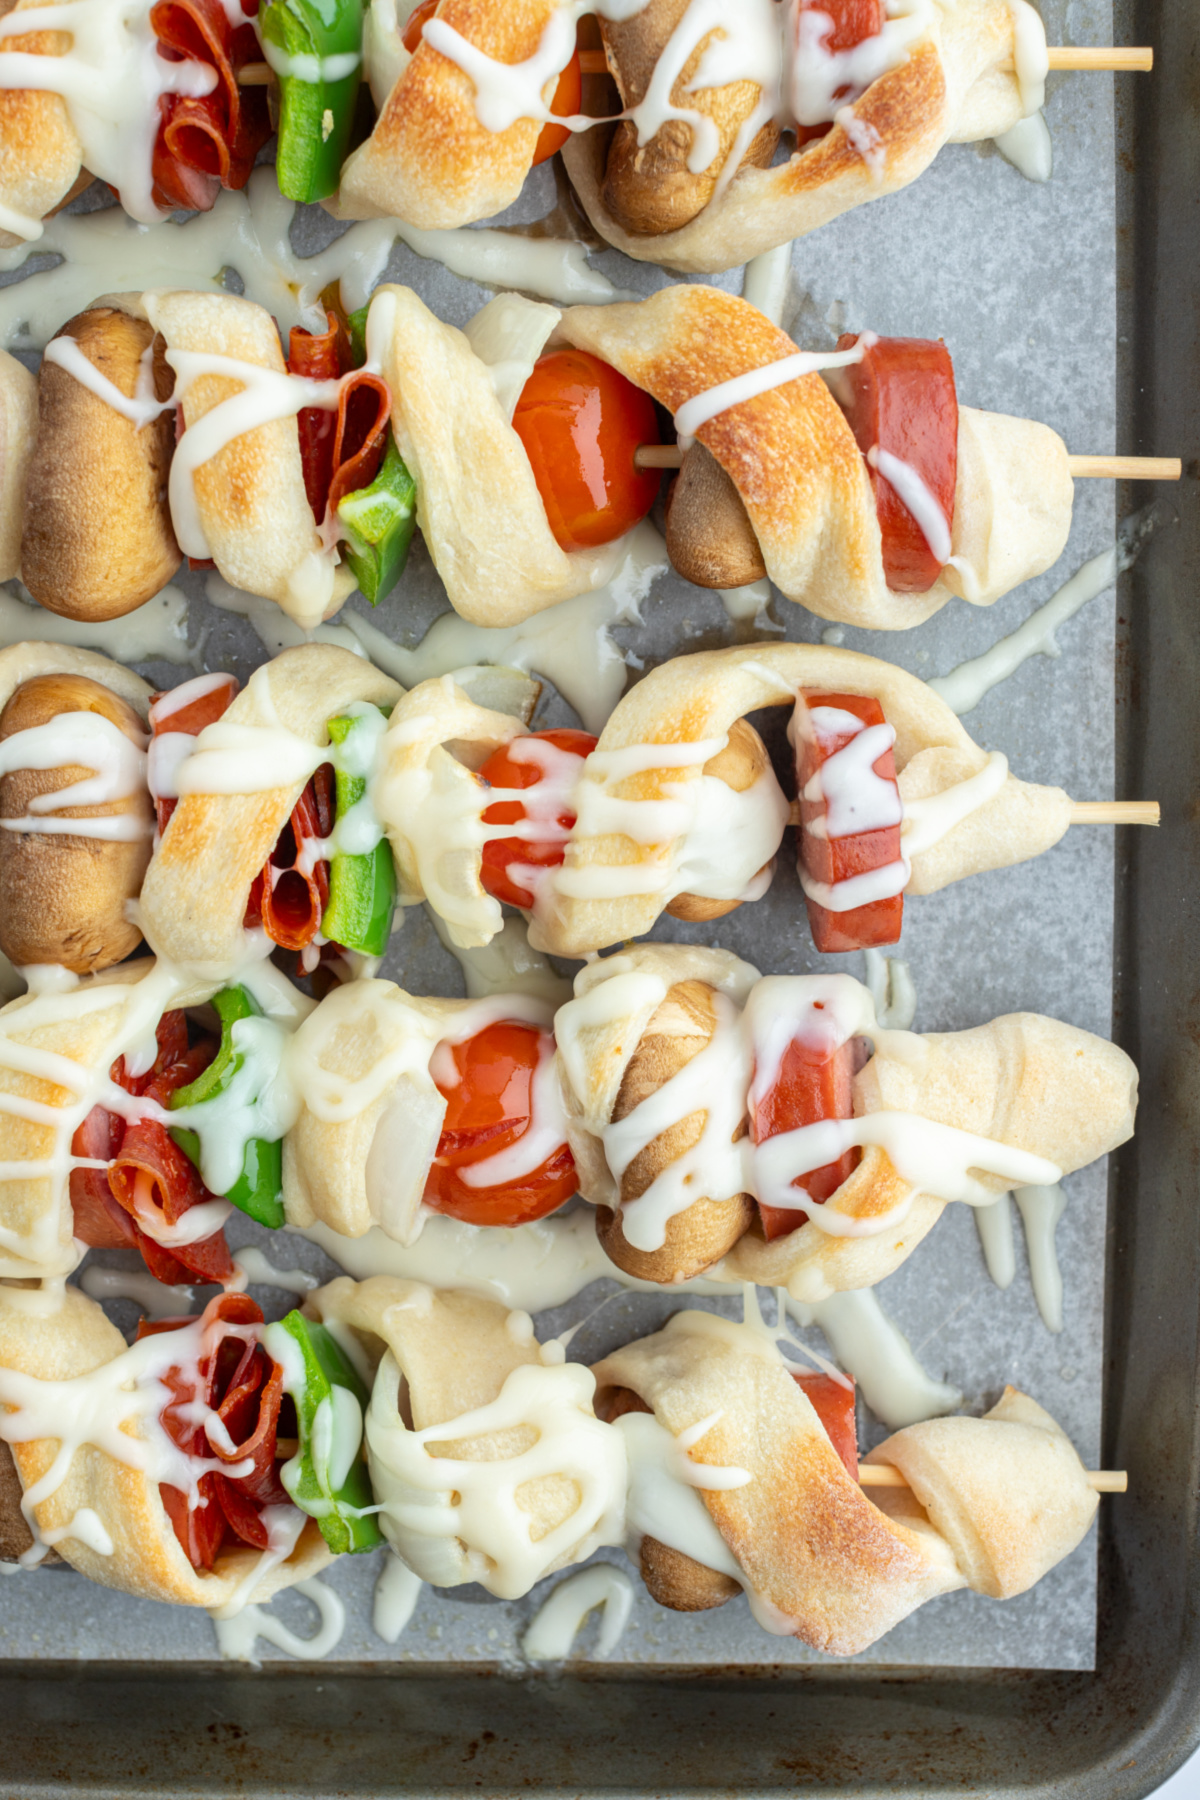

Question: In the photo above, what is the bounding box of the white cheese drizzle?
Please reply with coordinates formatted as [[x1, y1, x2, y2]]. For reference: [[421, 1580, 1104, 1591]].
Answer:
[[259, 40, 360, 84], [0, 580, 192, 666], [211, 1573, 347, 1664], [0, 0, 219, 226], [372, 1549, 422, 1643], [42, 332, 169, 428], [0, 711, 151, 842], [867, 443, 952, 566], [522, 1563, 634, 1661]]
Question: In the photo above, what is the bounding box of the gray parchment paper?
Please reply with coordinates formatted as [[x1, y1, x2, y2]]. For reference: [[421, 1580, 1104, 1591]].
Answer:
[[0, 0, 1120, 1670]]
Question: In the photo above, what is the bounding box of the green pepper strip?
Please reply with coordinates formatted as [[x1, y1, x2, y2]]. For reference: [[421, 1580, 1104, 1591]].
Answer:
[[169, 986, 285, 1230], [337, 431, 417, 606], [260, 0, 364, 205], [321, 709, 397, 957], [267, 1311, 383, 1554]]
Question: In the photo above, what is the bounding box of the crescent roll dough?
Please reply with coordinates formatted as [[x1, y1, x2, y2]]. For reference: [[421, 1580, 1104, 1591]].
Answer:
[[558, 286, 1072, 627], [140, 644, 401, 977], [530, 642, 1073, 959], [0, 349, 36, 579], [593, 1312, 963, 1654], [283, 980, 477, 1244], [143, 291, 356, 629], [865, 1387, 1101, 1601], [557, 945, 1138, 1297], [593, 1314, 1098, 1654], [0, 641, 152, 722], [0, 1283, 331, 1603], [726, 1009, 1138, 1302], [564, 1, 1039, 273], [378, 672, 527, 948], [0, 0, 82, 252], [336, 0, 564, 225], [313, 1275, 624, 1594], [0, 959, 219, 1279], [370, 283, 625, 626]]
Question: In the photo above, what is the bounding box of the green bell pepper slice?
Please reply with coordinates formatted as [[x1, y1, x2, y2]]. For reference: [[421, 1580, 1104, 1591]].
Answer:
[[169, 986, 286, 1230], [264, 1310, 383, 1554], [321, 708, 397, 957], [260, 0, 364, 205], [337, 431, 417, 606]]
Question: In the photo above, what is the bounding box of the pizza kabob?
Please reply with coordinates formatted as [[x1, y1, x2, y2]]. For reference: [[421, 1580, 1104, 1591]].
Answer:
[[0, 1275, 1127, 1658], [0, 282, 1178, 632], [335, 0, 1148, 273]]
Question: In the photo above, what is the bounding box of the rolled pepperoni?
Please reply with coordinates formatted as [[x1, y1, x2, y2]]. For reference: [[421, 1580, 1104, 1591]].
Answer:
[[750, 1030, 865, 1240], [793, 1372, 858, 1481], [833, 335, 958, 593], [795, 692, 905, 954], [793, 0, 886, 143], [478, 728, 597, 910]]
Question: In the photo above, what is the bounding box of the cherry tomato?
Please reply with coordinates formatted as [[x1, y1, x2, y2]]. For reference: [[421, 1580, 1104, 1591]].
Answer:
[[403, 1, 580, 164], [751, 1025, 863, 1240], [792, 1372, 858, 1479], [478, 728, 597, 910], [834, 334, 958, 592], [423, 1019, 577, 1226], [795, 691, 904, 955], [512, 350, 662, 553]]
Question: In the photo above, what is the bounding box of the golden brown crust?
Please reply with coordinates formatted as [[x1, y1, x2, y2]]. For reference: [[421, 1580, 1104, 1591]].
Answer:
[[599, 0, 778, 237], [0, 673, 153, 972], [599, 977, 754, 1284], [665, 442, 766, 591], [336, 0, 560, 225], [0, 0, 82, 252], [21, 308, 180, 620]]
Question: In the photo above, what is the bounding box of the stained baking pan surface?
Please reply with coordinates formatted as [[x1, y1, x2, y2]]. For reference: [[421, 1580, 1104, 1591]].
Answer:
[[0, 0, 1197, 1788]]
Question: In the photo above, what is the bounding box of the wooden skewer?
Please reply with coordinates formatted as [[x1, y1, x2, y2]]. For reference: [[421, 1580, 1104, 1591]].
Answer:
[[860, 1464, 1127, 1493], [634, 447, 1179, 478], [1069, 800, 1160, 826], [241, 45, 1151, 90], [785, 799, 1159, 828]]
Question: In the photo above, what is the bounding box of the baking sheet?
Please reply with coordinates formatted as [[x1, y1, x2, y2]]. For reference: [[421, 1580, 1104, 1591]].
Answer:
[[0, 0, 1121, 1670]]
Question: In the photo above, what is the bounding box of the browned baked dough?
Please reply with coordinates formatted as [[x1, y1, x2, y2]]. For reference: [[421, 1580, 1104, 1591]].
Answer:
[[21, 308, 180, 620], [666, 441, 767, 589], [597, 977, 754, 1283], [599, 0, 779, 237], [0, 0, 81, 253], [0, 674, 152, 972], [665, 718, 773, 923]]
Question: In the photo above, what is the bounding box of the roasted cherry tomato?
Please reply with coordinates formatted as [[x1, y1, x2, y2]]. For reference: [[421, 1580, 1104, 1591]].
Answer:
[[751, 1024, 865, 1240], [403, 0, 581, 163], [793, 1372, 858, 1480], [478, 728, 597, 910], [793, 0, 886, 144], [423, 1019, 577, 1226], [795, 692, 904, 955], [512, 350, 662, 553], [834, 334, 958, 592]]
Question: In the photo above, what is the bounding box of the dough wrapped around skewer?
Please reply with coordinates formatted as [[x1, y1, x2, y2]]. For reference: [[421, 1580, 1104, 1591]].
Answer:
[[591, 1311, 1099, 1654], [337, 0, 567, 226], [313, 1275, 626, 1595], [369, 284, 628, 625], [140, 643, 401, 979], [559, 286, 1072, 627], [143, 291, 357, 629], [0, 1282, 331, 1602], [0, 348, 36, 580], [21, 305, 180, 620], [0, 643, 154, 974], [556, 945, 1137, 1290], [283, 974, 571, 1243], [565, 0, 1046, 273], [531, 642, 1073, 960]]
